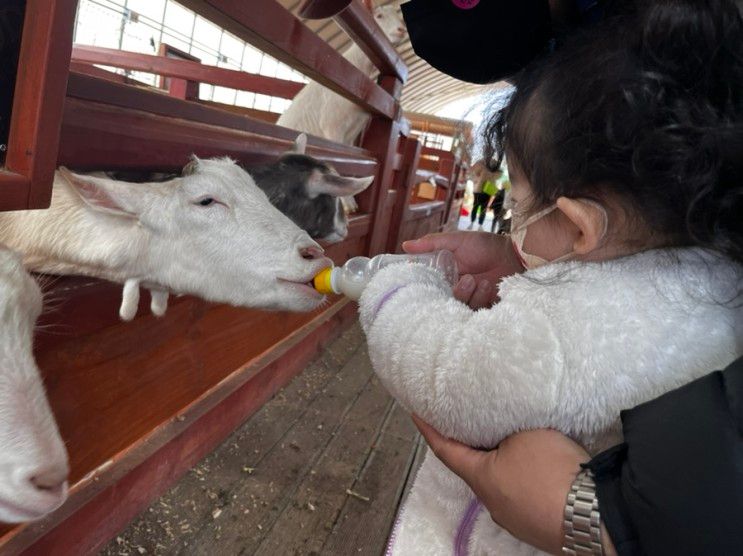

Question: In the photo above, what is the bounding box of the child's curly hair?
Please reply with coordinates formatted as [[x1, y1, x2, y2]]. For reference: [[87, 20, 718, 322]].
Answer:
[[484, 0, 743, 265]]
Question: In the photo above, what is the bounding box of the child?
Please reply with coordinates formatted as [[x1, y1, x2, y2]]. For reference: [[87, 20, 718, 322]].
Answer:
[[358, 1, 743, 554]]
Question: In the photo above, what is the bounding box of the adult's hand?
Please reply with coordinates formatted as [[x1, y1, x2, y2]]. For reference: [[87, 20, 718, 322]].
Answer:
[[412, 417, 617, 555], [403, 232, 523, 309]]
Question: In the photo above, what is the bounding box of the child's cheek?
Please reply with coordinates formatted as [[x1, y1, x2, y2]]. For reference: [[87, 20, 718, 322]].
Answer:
[[524, 218, 576, 261]]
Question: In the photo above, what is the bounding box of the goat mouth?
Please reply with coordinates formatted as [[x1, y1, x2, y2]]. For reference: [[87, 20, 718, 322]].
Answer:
[[277, 278, 323, 299]]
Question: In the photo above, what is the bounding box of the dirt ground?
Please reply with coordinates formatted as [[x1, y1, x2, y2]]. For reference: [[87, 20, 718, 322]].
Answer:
[[100, 324, 425, 556]]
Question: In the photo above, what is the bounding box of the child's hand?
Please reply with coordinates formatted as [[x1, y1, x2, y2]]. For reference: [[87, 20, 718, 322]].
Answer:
[[403, 232, 524, 309]]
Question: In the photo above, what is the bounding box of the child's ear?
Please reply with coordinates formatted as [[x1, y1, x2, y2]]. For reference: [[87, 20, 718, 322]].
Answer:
[[555, 197, 607, 255]]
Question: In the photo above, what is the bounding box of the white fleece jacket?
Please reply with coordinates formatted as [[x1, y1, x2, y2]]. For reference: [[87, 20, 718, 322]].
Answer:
[[358, 248, 741, 556]]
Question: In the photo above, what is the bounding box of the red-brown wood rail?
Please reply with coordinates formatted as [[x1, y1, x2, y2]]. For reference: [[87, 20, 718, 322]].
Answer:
[[1, 0, 77, 211], [386, 135, 422, 253], [299, 0, 352, 18], [59, 96, 378, 178], [65, 73, 374, 165], [72, 45, 305, 101], [157, 43, 202, 101], [177, 0, 399, 119], [334, 0, 408, 83], [356, 75, 404, 255]]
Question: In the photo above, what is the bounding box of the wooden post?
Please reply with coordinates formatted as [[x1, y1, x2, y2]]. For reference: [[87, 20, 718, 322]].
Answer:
[[437, 155, 456, 230], [0, 0, 77, 210], [386, 136, 421, 253], [358, 76, 403, 256], [157, 44, 201, 101], [442, 161, 463, 230]]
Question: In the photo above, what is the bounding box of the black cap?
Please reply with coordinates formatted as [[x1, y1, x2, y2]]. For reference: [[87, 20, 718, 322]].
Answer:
[[401, 0, 553, 84]]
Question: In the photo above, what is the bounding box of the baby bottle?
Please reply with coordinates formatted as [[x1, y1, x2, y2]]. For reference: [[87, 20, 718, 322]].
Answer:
[[313, 250, 458, 301]]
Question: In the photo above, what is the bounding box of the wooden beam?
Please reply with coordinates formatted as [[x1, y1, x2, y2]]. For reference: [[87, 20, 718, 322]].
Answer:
[[420, 145, 456, 159], [59, 96, 378, 177], [157, 43, 201, 100], [405, 111, 473, 138], [2, 0, 77, 210], [335, 0, 408, 82], [0, 172, 31, 211], [358, 76, 404, 255], [66, 73, 372, 159], [72, 46, 305, 100], [178, 0, 397, 118], [386, 136, 421, 253]]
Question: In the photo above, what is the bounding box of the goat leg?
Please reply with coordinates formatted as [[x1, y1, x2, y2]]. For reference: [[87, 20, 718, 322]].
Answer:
[[120, 278, 141, 321], [149, 288, 169, 317]]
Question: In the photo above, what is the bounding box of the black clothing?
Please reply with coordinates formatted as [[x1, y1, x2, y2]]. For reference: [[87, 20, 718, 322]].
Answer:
[[401, 0, 552, 84], [0, 0, 24, 153], [586, 356, 743, 556], [471, 193, 490, 226], [401, 0, 630, 84], [489, 189, 506, 233]]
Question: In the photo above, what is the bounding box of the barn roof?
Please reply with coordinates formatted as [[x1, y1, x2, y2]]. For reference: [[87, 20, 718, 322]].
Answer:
[[277, 0, 496, 115]]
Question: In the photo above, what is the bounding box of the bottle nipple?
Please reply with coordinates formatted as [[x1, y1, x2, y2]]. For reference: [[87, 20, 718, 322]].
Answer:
[[313, 267, 335, 295]]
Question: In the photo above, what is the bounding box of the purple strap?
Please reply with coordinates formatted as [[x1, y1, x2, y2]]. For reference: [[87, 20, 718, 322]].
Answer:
[[373, 285, 406, 318], [454, 498, 483, 556], [385, 512, 403, 556]]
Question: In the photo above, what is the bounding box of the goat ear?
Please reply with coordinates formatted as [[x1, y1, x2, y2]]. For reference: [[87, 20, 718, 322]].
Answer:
[[59, 167, 141, 218], [290, 133, 307, 155], [306, 172, 374, 198], [182, 155, 201, 176]]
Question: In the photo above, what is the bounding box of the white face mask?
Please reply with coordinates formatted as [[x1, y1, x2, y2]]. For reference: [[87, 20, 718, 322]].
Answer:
[[510, 201, 608, 269]]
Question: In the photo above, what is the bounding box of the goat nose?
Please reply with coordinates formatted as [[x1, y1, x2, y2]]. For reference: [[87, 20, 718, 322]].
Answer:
[[29, 465, 68, 493], [299, 246, 325, 260]]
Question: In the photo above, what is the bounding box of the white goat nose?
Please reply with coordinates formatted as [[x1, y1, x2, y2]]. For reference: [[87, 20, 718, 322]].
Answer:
[[29, 464, 68, 493], [300, 246, 325, 260]]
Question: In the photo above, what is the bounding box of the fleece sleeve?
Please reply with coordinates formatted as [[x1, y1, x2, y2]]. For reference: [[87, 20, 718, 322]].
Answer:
[[358, 263, 565, 448], [586, 356, 743, 556]]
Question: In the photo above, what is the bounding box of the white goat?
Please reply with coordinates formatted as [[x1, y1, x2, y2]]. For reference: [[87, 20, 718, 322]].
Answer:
[[0, 158, 330, 320], [0, 246, 69, 523], [278, 5, 406, 145]]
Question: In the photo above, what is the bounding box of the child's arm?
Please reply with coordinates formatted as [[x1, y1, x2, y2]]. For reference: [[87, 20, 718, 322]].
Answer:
[[359, 263, 565, 448]]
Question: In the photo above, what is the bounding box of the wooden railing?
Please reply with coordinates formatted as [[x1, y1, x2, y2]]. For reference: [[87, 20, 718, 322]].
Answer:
[[0, 0, 77, 210], [386, 139, 464, 253], [72, 45, 305, 101], [0, 1, 410, 554], [178, 0, 400, 119]]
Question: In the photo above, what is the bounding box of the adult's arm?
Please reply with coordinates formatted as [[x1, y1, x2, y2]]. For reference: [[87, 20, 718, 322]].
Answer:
[[413, 356, 743, 555], [587, 356, 743, 555]]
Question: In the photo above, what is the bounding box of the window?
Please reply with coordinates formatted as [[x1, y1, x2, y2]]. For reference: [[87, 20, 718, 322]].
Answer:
[[73, 0, 308, 112]]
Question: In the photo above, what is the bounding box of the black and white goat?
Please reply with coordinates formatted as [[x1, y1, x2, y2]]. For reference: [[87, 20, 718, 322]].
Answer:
[[248, 134, 373, 243]]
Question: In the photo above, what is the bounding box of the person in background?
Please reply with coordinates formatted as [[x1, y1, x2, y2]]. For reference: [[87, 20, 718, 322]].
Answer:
[[467, 160, 497, 231], [488, 170, 510, 234]]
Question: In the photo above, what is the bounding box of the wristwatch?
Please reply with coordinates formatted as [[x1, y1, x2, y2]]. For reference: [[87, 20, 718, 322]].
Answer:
[[563, 469, 604, 555]]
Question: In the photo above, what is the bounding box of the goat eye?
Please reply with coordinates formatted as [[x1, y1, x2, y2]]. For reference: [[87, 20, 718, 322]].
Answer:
[[196, 197, 215, 207]]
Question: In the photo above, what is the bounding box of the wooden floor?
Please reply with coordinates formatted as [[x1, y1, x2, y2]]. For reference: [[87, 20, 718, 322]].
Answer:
[[100, 324, 425, 556]]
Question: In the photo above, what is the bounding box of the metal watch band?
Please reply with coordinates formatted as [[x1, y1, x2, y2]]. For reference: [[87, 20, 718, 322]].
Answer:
[[563, 469, 604, 556]]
